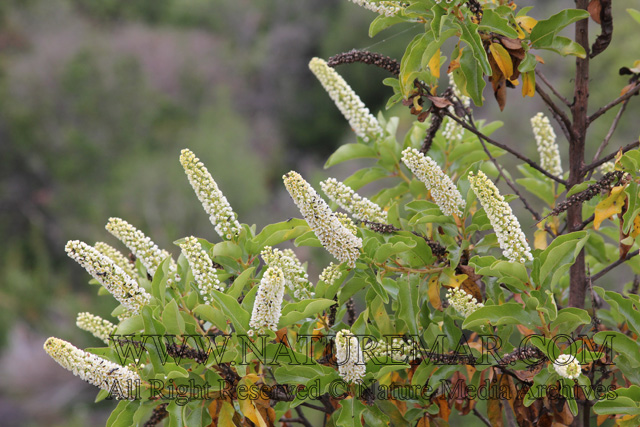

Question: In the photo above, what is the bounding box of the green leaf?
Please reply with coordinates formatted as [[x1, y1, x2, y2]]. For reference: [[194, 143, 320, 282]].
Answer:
[[294, 230, 322, 248], [336, 398, 366, 427], [115, 315, 144, 335], [369, 14, 407, 37], [343, 167, 389, 191], [599, 290, 640, 336], [227, 267, 256, 299], [628, 8, 640, 25], [550, 308, 590, 335], [458, 45, 486, 106], [594, 396, 640, 416], [623, 182, 640, 234], [530, 9, 590, 48], [249, 219, 310, 253], [479, 9, 519, 38], [397, 276, 419, 335], [536, 231, 588, 289], [400, 33, 429, 96], [594, 331, 640, 365], [106, 401, 139, 427], [209, 289, 250, 335], [194, 304, 229, 332], [538, 35, 586, 58], [373, 239, 416, 263], [456, 21, 492, 76], [325, 144, 379, 169], [518, 53, 537, 73], [463, 303, 538, 329], [278, 298, 336, 328], [163, 299, 185, 335]]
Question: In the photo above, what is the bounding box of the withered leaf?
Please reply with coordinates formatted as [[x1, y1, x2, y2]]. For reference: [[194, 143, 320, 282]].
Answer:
[[588, 0, 602, 24]]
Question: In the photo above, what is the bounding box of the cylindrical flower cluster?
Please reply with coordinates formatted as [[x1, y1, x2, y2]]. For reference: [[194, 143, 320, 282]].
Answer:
[[249, 266, 286, 334], [335, 329, 366, 383], [94, 241, 137, 278], [599, 161, 616, 175], [445, 288, 484, 317], [65, 240, 151, 318], [348, 0, 405, 17], [261, 246, 312, 299], [283, 171, 362, 268], [76, 312, 117, 345], [442, 73, 469, 143], [44, 337, 140, 400], [401, 148, 466, 216], [531, 112, 562, 177], [320, 177, 387, 223], [553, 354, 581, 380], [309, 57, 382, 142], [468, 171, 533, 263], [179, 236, 222, 303], [364, 337, 417, 363], [319, 262, 342, 286], [180, 148, 241, 240], [106, 217, 174, 278]]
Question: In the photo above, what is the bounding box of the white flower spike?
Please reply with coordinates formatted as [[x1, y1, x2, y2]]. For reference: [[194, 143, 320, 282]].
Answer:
[[320, 177, 387, 223], [531, 112, 562, 177], [65, 240, 151, 319], [179, 236, 222, 303], [249, 266, 286, 334], [335, 329, 366, 383], [44, 337, 140, 400], [401, 147, 466, 216], [283, 171, 362, 268], [309, 57, 382, 142], [76, 312, 117, 345], [468, 171, 533, 263], [180, 148, 241, 240]]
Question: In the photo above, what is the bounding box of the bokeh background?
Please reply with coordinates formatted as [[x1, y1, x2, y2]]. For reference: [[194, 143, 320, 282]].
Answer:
[[0, 1, 638, 425]]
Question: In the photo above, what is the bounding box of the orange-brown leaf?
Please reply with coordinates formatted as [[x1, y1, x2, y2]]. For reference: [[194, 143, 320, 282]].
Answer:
[[522, 71, 535, 97], [588, 0, 602, 24], [594, 185, 627, 230]]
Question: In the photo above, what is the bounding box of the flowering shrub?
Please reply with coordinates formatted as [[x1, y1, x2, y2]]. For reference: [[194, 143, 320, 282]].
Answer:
[[45, 1, 640, 426]]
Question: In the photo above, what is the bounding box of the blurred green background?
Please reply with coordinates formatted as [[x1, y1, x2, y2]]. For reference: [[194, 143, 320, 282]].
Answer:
[[0, 0, 638, 425]]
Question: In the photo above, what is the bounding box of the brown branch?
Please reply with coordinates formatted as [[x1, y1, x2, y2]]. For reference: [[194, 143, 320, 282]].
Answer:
[[590, 0, 613, 58], [472, 408, 492, 427], [443, 110, 567, 185], [536, 69, 571, 107], [582, 140, 640, 174], [592, 249, 640, 282], [587, 100, 629, 179], [588, 83, 640, 125], [535, 82, 573, 141]]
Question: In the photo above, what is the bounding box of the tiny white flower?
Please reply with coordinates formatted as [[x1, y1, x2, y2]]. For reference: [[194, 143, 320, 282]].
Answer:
[[76, 312, 117, 345], [179, 236, 222, 303], [180, 148, 241, 240], [320, 177, 387, 224], [599, 161, 616, 175], [319, 262, 343, 286], [261, 246, 313, 299], [468, 171, 533, 263], [94, 241, 137, 278], [442, 73, 469, 143], [309, 57, 382, 142], [249, 266, 286, 334], [553, 354, 581, 380], [283, 171, 362, 268], [44, 337, 140, 400], [401, 147, 466, 216], [531, 112, 562, 177], [445, 288, 484, 317], [335, 329, 366, 383], [105, 217, 175, 278], [348, 0, 405, 17], [65, 240, 151, 319]]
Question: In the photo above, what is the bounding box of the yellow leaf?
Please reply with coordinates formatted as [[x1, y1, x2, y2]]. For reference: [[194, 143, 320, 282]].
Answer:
[[516, 16, 538, 33], [594, 186, 627, 230], [508, 78, 520, 86], [218, 401, 237, 427], [428, 275, 442, 311], [429, 48, 441, 79], [489, 43, 514, 79], [522, 70, 535, 97], [631, 214, 640, 238], [447, 273, 468, 289], [534, 228, 548, 250], [239, 398, 267, 427]]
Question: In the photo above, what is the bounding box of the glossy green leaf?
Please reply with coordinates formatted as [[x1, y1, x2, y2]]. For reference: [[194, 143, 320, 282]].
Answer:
[[463, 303, 538, 329], [278, 298, 335, 328], [530, 9, 590, 48], [325, 143, 379, 169], [479, 9, 519, 38]]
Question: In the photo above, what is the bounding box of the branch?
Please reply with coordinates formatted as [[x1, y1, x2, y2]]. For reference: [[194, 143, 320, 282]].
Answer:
[[294, 407, 314, 427], [443, 110, 567, 185], [582, 140, 640, 174], [587, 100, 629, 179], [592, 249, 640, 282], [535, 83, 573, 141], [536, 69, 571, 107], [327, 49, 400, 76], [588, 83, 640, 125], [472, 408, 492, 427]]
